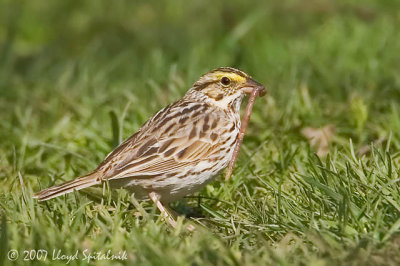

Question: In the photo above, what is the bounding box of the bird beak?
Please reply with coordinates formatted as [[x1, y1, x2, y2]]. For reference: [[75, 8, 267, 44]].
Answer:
[[241, 78, 267, 97]]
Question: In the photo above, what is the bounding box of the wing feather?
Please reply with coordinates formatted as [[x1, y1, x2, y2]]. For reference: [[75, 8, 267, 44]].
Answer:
[[97, 100, 228, 181], [109, 140, 216, 180]]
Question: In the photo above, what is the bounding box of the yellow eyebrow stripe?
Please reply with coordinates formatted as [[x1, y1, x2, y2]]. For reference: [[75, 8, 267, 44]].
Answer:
[[213, 72, 246, 83]]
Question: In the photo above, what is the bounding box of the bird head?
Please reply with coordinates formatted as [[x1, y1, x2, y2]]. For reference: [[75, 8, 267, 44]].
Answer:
[[187, 67, 266, 109]]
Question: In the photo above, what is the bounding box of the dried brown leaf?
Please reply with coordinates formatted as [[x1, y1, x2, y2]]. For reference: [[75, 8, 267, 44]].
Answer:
[[301, 124, 335, 157]]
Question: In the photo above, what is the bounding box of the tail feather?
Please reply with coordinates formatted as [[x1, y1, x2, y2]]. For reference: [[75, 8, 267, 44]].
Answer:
[[33, 173, 101, 201]]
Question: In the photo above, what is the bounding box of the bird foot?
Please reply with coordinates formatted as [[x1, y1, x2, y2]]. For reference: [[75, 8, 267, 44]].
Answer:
[[148, 192, 195, 232]]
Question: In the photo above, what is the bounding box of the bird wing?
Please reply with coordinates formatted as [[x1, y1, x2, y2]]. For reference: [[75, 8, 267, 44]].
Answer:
[[96, 100, 227, 180]]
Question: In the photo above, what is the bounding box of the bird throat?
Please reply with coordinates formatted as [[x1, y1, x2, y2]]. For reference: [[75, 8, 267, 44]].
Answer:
[[205, 91, 244, 111]]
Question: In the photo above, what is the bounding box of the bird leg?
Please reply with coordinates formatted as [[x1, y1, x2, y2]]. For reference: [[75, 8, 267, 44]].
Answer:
[[148, 192, 196, 231], [148, 191, 178, 228], [225, 88, 260, 180]]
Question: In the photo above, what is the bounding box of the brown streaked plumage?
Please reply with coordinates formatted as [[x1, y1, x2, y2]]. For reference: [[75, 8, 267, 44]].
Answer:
[[33, 67, 266, 228]]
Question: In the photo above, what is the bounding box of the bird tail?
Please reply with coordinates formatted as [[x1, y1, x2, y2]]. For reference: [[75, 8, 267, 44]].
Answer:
[[33, 172, 101, 201]]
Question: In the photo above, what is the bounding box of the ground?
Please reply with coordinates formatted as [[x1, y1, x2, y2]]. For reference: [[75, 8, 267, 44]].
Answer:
[[1, 0, 400, 265]]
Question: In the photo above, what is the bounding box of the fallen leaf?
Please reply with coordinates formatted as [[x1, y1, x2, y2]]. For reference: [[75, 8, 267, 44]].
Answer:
[[301, 124, 335, 157]]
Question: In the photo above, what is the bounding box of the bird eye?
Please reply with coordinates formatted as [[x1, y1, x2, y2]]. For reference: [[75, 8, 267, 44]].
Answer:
[[221, 77, 231, 86]]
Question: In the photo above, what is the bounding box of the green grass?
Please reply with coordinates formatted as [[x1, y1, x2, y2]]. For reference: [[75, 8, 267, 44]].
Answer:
[[1, 0, 400, 265]]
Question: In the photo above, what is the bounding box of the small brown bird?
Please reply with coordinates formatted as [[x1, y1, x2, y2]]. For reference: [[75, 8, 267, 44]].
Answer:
[[34, 67, 266, 227]]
